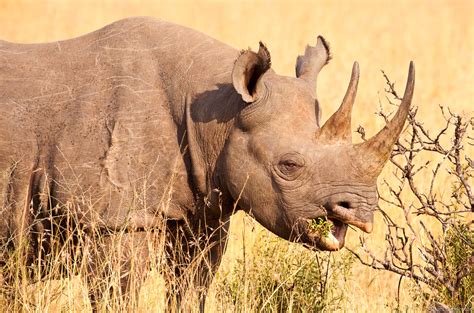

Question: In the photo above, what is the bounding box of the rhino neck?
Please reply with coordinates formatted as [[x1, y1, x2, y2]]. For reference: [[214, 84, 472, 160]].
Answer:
[[185, 83, 244, 217]]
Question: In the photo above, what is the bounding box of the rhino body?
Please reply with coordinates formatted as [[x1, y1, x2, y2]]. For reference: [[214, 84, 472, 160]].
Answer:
[[0, 17, 414, 308]]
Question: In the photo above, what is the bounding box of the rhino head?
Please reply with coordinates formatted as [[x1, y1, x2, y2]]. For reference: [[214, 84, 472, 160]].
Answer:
[[221, 37, 415, 251]]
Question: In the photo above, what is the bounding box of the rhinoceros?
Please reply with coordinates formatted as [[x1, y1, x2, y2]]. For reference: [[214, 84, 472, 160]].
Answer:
[[0, 17, 414, 309]]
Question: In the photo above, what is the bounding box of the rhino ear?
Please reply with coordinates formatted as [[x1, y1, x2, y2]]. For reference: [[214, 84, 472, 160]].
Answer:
[[232, 42, 271, 103], [296, 36, 331, 92]]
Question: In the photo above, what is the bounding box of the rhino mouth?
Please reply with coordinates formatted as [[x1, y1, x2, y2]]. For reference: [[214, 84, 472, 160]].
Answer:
[[306, 217, 348, 251]]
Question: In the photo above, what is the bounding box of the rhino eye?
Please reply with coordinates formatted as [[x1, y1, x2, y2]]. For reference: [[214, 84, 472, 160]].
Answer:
[[281, 160, 298, 169], [276, 153, 305, 179], [278, 159, 303, 175]]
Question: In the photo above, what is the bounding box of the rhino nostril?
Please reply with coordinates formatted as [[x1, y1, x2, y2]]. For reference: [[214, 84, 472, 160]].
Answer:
[[338, 201, 351, 209]]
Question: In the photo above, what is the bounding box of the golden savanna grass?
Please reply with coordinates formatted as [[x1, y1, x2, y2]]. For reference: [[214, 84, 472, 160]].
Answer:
[[0, 0, 472, 311]]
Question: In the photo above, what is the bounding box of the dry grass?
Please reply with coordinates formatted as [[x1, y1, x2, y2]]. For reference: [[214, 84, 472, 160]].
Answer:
[[0, 0, 472, 311]]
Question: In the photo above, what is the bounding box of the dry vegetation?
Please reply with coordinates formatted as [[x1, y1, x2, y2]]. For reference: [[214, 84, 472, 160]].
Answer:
[[0, 0, 472, 312]]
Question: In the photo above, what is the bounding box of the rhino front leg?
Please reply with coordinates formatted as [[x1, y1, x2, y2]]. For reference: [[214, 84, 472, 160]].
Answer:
[[165, 216, 231, 311], [195, 217, 231, 312], [84, 231, 151, 311]]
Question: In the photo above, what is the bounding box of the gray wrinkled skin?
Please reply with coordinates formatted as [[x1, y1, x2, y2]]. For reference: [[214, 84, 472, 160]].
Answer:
[[0, 17, 414, 308]]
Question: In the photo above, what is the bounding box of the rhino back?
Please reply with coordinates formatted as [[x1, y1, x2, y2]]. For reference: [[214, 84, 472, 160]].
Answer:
[[0, 17, 238, 232]]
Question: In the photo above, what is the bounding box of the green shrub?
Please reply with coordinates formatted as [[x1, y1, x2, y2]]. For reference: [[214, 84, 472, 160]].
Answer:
[[440, 223, 473, 311]]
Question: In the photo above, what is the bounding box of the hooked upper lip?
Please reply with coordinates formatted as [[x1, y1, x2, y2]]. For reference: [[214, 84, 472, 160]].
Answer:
[[304, 204, 374, 251], [328, 204, 373, 233]]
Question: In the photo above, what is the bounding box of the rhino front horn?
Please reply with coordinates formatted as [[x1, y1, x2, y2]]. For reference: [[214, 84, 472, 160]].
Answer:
[[315, 61, 359, 143], [357, 61, 415, 174]]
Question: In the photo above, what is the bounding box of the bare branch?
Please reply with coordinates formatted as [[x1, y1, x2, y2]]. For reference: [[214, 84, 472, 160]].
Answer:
[[351, 70, 473, 310]]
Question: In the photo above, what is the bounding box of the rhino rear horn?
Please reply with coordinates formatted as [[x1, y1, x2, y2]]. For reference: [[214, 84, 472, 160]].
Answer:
[[232, 42, 271, 103], [315, 62, 359, 143], [295, 35, 331, 93]]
